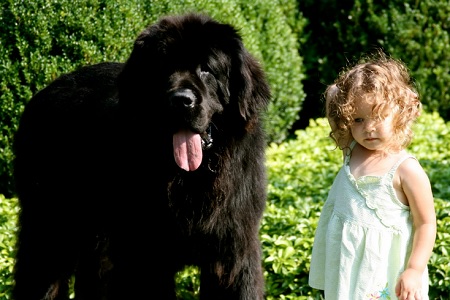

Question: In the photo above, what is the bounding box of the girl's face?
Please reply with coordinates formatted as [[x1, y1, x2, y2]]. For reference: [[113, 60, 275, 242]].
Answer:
[[350, 99, 394, 151]]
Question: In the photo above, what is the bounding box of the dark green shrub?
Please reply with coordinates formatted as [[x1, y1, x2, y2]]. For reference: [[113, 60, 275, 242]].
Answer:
[[369, 1, 450, 120], [296, 0, 450, 131]]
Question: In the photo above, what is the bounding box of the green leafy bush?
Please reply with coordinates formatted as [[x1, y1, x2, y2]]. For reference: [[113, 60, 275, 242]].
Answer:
[[0, 195, 18, 300], [296, 0, 450, 132], [372, 1, 450, 120]]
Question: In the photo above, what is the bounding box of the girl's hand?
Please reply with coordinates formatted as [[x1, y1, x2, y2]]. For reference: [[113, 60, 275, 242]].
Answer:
[[395, 268, 423, 300]]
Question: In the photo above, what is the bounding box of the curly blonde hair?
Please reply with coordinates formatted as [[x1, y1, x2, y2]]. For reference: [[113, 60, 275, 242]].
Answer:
[[325, 50, 421, 152]]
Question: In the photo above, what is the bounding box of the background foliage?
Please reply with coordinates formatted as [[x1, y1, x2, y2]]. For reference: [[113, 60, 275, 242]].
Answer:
[[1, 0, 450, 299], [1, 112, 449, 299], [294, 0, 450, 130]]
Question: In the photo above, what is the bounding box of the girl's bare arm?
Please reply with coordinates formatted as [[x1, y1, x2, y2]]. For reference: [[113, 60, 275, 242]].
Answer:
[[396, 158, 436, 299]]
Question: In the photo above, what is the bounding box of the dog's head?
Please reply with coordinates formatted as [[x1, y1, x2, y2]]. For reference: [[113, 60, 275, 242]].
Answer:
[[118, 13, 271, 171]]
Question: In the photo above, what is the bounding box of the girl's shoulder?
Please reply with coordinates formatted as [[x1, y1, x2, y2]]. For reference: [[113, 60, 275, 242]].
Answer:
[[395, 153, 430, 189], [396, 154, 425, 177]]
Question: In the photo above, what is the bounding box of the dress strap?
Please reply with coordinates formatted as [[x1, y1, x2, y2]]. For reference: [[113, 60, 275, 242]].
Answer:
[[386, 153, 416, 180], [343, 140, 357, 164]]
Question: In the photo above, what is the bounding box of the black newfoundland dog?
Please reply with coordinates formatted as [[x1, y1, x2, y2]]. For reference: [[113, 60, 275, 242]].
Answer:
[[12, 12, 271, 300]]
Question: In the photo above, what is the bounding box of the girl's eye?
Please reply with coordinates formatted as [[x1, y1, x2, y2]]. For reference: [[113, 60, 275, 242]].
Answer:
[[354, 118, 364, 123]]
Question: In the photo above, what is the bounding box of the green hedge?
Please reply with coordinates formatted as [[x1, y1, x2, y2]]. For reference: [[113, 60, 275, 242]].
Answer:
[[372, 1, 450, 120], [0, 195, 18, 300], [1, 112, 449, 299]]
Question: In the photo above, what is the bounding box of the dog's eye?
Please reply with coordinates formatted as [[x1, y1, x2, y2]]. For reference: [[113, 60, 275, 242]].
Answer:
[[200, 70, 217, 83], [200, 70, 210, 78], [199, 64, 213, 76]]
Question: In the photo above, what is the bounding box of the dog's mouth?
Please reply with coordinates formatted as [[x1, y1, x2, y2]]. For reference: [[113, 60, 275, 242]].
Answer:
[[200, 125, 213, 150], [173, 126, 213, 172]]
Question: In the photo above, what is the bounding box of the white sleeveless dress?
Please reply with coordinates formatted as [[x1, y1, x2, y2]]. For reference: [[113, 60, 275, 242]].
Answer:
[[308, 141, 429, 299]]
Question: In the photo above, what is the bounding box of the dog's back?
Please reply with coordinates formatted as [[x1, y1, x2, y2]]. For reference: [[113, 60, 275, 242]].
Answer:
[[12, 62, 123, 300]]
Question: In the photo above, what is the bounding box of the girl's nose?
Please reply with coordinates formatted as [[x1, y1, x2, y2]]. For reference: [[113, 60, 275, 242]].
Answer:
[[364, 119, 376, 132]]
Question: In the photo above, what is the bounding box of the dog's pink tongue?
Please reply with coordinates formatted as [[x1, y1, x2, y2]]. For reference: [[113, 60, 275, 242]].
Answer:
[[173, 129, 202, 171]]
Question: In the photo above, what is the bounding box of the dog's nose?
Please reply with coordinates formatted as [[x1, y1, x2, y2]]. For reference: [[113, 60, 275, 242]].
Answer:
[[169, 89, 196, 108]]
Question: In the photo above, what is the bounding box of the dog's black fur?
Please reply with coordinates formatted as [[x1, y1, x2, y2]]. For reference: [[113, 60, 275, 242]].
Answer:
[[12, 13, 271, 300]]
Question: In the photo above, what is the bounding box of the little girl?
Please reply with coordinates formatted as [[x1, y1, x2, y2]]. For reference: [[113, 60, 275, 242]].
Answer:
[[308, 50, 436, 300]]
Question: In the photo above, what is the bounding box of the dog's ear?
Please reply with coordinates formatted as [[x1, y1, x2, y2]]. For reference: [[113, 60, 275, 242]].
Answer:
[[231, 48, 271, 131]]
